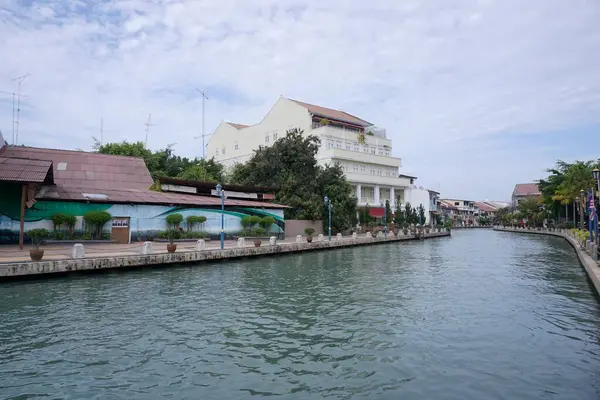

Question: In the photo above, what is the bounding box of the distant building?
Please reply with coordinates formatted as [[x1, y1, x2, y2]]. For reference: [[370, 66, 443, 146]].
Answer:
[[440, 199, 476, 226], [474, 202, 498, 218], [512, 183, 541, 207], [207, 96, 413, 214]]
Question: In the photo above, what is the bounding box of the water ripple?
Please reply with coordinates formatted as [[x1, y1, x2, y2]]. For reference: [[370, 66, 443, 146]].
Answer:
[[1, 230, 600, 399]]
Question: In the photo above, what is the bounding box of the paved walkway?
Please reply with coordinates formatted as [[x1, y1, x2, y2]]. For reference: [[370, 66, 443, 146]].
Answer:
[[0, 237, 307, 263]]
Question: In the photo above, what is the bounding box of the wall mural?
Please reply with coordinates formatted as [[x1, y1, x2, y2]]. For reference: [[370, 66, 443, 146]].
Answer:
[[0, 200, 285, 244]]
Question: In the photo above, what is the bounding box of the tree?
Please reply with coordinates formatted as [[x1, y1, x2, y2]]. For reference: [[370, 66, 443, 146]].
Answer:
[[228, 129, 357, 232], [177, 164, 214, 182], [417, 204, 426, 225], [385, 200, 393, 224]]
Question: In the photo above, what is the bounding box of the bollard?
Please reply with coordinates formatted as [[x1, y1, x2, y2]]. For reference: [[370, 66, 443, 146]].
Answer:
[[365, 232, 372, 238], [269, 236, 277, 246], [317, 234, 324, 242], [196, 239, 205, 251], [237, 238, 245, 247], [141, 241, 153, 255], [388, 231, 396, 239], [72, 243, 85, 259], [352, 232, 357, 239], [296, 235, 303, 243], [376, 231, 384, 239], [336, 233, 343, 241]]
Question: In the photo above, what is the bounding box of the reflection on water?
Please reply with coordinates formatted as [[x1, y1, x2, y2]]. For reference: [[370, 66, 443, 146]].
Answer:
[[1, 230, 599, 399]]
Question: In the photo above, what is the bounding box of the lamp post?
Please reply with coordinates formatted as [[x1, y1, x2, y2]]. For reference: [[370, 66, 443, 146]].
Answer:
[[593, 168, 600, 245], [324, 196, 332, 241], [381, 202, 387, 239], [580, 189, 586, 230], [216, 183, 225, 249]]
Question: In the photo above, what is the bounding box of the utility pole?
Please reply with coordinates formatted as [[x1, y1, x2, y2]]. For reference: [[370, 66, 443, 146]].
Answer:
[[100, 117, 104, 146], [11, 74, 31, 145], [144, 113, 155, 148], [194, 89, 209, 159]]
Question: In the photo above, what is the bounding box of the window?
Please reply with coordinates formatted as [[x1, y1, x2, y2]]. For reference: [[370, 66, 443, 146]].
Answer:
[[370, 168, 375, 175], [265, 134, 269, 143], [360, 165, 366, 173], [336, 141, 342, 148], [273, 132, 278, 141], [234, 142, 239, 150], [371, 147, 376, 154], [377, 169, 382, 176], [353, 164, 359, 172], [346, 142, 351, 150], [454, 202, 460, 206], [328, 141, 333, 149], [361, 187, 375, 201], [222, 147, 226, 155]]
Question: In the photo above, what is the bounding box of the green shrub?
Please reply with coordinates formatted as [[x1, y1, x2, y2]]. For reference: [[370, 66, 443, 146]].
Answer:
[[83, 211, 111, 239], [82, 233, 92, 240], [186, 215, 207, 232], [167, 228, 182, 244], [26, 228, 49, 249], [166, 213, 183, 228], [241, 215, 253, 232], [248, 216, 261, 226], [304, 227, 315, 236], [101, 233, 111, 240], [54, 232, 64, 240], [50, 213, 77, 231], [259, 216, 275, 231]]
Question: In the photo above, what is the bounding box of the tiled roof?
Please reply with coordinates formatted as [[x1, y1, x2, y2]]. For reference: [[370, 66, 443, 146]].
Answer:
[[439, 200, 458, 210], [513, 183, 540, 196], [474, 201, 497, 212], [1, 146, 153, 191], [228, 122, 249, 130], [38, 186, 287, 208], [288, 98, 372, 127], [0, 157, 53, 183]]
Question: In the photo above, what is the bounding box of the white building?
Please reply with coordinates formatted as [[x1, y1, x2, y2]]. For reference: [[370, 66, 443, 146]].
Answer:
[[207, 96, 414, 213]]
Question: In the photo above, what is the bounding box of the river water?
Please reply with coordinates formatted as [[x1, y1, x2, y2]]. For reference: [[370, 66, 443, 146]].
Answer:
[[1, 230, 599, 399]]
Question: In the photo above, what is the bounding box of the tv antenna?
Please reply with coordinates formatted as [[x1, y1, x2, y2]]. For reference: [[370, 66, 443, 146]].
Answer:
[[194, 89, 209, 158], [11, 74, 31, 145], [144, 113, 155, 148]]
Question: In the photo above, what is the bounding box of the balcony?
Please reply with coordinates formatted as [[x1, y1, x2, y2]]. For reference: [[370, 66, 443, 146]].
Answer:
[[312, 126, 392, 148], [318, 147, 401, 168]]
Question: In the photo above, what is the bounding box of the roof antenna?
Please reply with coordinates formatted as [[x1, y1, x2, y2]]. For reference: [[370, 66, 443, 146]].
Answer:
[[11, 74, 31, 145], [144, 113, 155, 148], [194, 89, 209, 159]]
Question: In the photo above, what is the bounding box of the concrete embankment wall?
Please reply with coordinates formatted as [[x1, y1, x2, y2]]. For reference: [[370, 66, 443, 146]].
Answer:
[[284, 220, 324, 238], [0, 232, 450, 280], [494, 227, 600, 295]]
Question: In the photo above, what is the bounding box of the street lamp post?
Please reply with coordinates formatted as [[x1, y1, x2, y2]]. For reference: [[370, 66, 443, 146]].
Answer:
[[381, 202, 387, 239], [593, 168, 600, 245], [216, 183, 225, 249], [580, 189, 586, 231], [324, 196, 332, 241]]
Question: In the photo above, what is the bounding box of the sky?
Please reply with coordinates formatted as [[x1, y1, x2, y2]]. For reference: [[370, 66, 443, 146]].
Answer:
[[1, 0, 599, 201]]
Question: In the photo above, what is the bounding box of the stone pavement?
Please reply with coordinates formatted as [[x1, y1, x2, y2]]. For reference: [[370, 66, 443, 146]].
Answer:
[[0, 238, 297, 263]]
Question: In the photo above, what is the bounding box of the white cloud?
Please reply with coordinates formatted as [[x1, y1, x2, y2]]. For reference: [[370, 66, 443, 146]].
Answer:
[[0, 0, 599, 200]]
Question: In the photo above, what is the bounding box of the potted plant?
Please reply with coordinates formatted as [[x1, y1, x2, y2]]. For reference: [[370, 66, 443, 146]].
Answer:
[[402, 224, 409, 236], [167, 229, 181, 253], [425, 226, 430, 234], [305, 228, 315, 243], [27, 228, 49, 261]]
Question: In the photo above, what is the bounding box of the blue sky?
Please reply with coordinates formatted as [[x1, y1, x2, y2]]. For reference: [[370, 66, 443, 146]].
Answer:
[[1, 0, 599, 201]]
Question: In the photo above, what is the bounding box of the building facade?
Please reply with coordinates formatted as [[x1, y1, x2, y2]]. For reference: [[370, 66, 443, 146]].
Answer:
[[207, 96, 413, 212], [440, 199, 476, 226], [512, 183, 541, 207]]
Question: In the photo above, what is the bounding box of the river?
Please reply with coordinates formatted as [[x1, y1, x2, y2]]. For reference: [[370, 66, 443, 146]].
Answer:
[[1, 230, 599, 399]]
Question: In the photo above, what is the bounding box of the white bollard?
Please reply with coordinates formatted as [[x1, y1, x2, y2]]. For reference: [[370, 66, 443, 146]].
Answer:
[[365, 232, 372, 238], [196, 239, 205, 251], [352, 232, 357, 239], [376, 231, 385, 239], [141, 241, 153, 255], [269, 236, 277, 246], [296, 235, 303, 243], [72, 243, 85, 259], [388, 231, 396, 239], [237, 238, 245, 247], [336, 233, 343, 241], [317, 234, 324, 242]]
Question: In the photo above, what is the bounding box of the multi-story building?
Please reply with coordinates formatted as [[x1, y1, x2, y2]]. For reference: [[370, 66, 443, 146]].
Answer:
[[207, 96, 413, 213], [440, 199, 476, 226], [511, 183, 541, 207]]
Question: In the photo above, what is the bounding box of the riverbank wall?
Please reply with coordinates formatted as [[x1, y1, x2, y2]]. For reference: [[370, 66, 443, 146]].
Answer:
[[0, 232, 450, 280], [494, 227, 600, 295]]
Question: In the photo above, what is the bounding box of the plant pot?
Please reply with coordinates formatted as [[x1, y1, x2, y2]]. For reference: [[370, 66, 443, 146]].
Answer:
[[167, 243, 177, 253], [425, 229, 430, 234], [306, 236, 313, 243], [29, 249, 44, 261], [254, 239, 261, 247], [403, 229, 408, 235]]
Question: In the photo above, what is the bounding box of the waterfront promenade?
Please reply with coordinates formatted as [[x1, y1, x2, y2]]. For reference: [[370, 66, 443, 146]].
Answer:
[[0, 231, 450, 279]]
